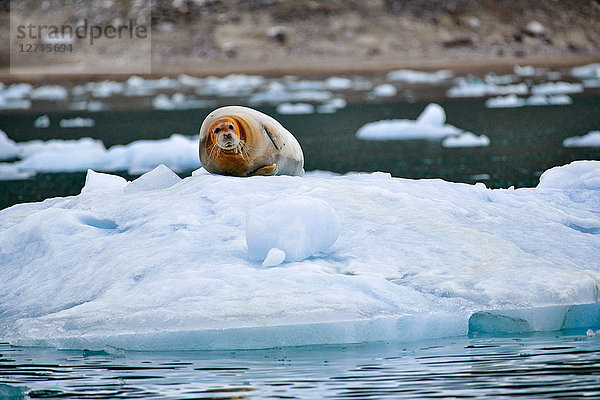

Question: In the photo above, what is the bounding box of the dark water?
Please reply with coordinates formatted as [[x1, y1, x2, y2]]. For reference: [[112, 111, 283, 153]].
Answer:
[[1, 95, 600, 209], [1, 331, 600, 399]]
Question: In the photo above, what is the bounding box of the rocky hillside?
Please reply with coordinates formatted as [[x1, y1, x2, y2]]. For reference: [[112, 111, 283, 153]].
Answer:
[[1, 0, 599, 76]]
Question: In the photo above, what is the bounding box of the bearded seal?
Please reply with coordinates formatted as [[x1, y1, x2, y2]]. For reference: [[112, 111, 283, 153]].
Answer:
[[199, 106, 304, 176]]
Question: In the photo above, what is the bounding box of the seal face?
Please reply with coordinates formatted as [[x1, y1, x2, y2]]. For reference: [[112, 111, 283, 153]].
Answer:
[[199, 106, 304, 177]]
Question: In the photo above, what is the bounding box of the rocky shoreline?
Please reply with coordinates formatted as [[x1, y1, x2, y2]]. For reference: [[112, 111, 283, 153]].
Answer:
[[0, 0, 599, 80]]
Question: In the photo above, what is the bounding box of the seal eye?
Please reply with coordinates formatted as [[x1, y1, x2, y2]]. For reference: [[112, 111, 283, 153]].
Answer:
[[214, 127, 221, 134], [228, 124, 234, 130]]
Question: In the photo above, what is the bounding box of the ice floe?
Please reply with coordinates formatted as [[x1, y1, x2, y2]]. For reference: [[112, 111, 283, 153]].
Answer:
[[446, 77, 528, 98], [442, 132, 490, 148], [59, 117, 96, 128], [562, 131, 600, 148], [33, 115, 51, 128], [570, 64, 600, 80], [356, 103, 488, 146], [485, 94, 572, 108], [371, 84, 398, 97], [386, 69, 452, 83], [0, 133, 200, 177], [0, 161, 598, 350], [531, 81, 584, 95], [276, 103, 315, 115]]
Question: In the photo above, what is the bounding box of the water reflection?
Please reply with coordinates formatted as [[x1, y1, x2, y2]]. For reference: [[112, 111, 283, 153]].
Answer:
[[1, 332, 600, 399]]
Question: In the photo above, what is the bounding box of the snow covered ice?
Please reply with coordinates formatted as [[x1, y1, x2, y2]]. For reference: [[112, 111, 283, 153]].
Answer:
[[0, 160, 599, 350]]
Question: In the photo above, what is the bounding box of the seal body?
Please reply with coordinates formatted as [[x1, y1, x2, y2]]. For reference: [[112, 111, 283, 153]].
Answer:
[[199, 106, 304, 177]]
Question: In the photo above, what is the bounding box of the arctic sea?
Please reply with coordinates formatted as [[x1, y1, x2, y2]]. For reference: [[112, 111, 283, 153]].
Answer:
[[2, 332, 600, 399]]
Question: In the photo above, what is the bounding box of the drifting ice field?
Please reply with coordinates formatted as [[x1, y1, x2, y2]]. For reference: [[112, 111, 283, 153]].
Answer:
[[0, 161, 599, 350]]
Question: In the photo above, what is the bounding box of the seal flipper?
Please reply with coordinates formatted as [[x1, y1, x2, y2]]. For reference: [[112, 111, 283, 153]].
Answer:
[[263, 122, 284, 150], [250, 164, 278, 176]]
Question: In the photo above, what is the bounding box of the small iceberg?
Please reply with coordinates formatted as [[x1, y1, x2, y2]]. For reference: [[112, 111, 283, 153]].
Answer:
[[563, 131, 600, 148], [0, 161, 598, 350], [276, 103, 315, 115], [356, 103, 489, 146]]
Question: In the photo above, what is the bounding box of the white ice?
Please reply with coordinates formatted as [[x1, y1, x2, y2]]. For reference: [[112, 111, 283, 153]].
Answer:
[[276, 103, 315, 115], [1, 161, 598, 350], [442, 132, 490, 148], [0, 132, 201, 177], [563, 131, 600, 148], [0, 130, 19, 160], [570, 63, 600, 80], [485, 94, 573, 108], [386, 69, 452, 83], [371, 84, 398, 97], [59, 117, 96, 128], [531, 81, 584, 95], [356, 103, 477, 142], [29, 85, 69, 101], [447, 78, 528, 98], [33, 115, 51, 128], [246, 196, 340, 262]]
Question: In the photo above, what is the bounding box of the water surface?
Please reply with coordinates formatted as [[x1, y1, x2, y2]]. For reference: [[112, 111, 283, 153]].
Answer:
[[1, 331, 600, 399]]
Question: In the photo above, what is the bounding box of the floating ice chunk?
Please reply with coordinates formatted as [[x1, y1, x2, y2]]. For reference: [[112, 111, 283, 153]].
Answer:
[[372, 84, 397, 97], [105, 134, 200, 174], [316, 98, 347, 114], [0, 163, 35, 180], [513, 65, 545, 77], [0, 161, 599, 350], [152, 93, 216, 110], [325, 77, 353, 90], [90, 81, 124, 98], [416, 103, 446, 126], [356, 103, 465, 141], [0, 97, 31, 110], [262, 248, 286, 267], [17, 138, 108, 172], [442, 132, 490, 148], [284, 79, 327, 91], [0, 132, 201, 178], [563, 131, 600, 148], [124, 164, 182, 194], [546, 94, 573, 105], [386, 69, 452, 83], [583, 79, 600, 89], [33, 115, 51, 128], [1, 83, 33, 99], [532, 81, 584, 95], [537, 160, 600, 190], [0, 130, 20, 160], [81, 169, 128, 193], [570, 63, 600, 79], [447, 78, 527, 98], [249, 89, 333, 105], [276, 103, 314, 114], [199, 74, 265, 97], [59, 117, 95, 128], [29, 85, 68, 101], [484, 73, 517, 85], [485, 94, 525, 108], [246, 196, 341, 262], [177, 74, 205, 87], [0, 85, 33, 109]]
